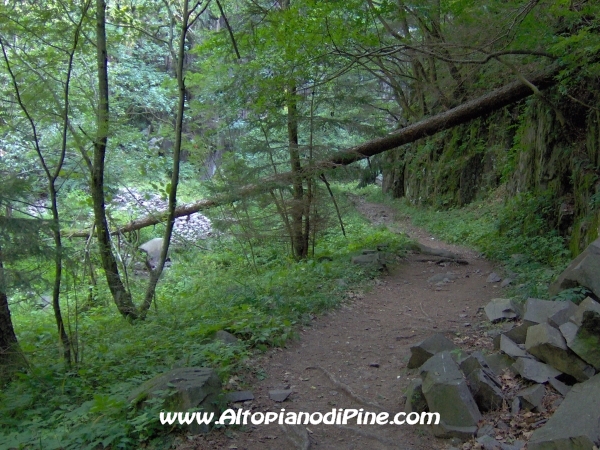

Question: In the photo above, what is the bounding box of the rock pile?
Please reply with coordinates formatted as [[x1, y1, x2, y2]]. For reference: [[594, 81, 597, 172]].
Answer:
[[405, 295, 600, 448], [109, 188, 212, 243]]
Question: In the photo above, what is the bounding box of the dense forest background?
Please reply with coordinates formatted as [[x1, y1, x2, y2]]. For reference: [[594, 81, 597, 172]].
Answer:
[[0, 0, 599, 448]]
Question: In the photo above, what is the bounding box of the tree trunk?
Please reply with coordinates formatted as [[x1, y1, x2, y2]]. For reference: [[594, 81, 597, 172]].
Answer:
[[0, 252, 25, 383], [67, 67, 558, 236], [92, 0, 138, 320], [139, 0, 191, 318]]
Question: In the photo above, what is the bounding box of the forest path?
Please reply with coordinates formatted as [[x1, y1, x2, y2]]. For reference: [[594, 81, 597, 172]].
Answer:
[[180, 194, 501, 450]]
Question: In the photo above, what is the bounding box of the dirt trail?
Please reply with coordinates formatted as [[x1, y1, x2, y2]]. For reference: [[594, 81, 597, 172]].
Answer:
[[179, 195, 502, 450]]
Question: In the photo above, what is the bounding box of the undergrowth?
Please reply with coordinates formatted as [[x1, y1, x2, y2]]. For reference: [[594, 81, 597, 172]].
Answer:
[[0, 189, 409, 450]]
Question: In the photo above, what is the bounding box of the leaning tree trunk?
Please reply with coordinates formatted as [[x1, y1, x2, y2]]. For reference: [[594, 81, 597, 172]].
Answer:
[[67, 67, 559, 237], [92, 0, 138, 320]]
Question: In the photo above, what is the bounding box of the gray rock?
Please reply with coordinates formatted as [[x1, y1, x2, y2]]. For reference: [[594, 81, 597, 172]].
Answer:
[[570, 297, 600, 327], [269, 389, 292, 402], [214, 330, 239, 345], [477, 435, 516, 450], [549, 237, 600, 299], [427, 272, 458, 283], [404, 378, 428, 413], [564, 312, 600, 370], [280, 423, 311, 450], [512, 397, 521, 415], [515, 384, 545, 411], [226, 391, 254, 402], [487, 272, 502, 283], [407, 333, 458, 369], [548, 377, 571, 396], [500, 278, 514, 288], [460, 351, 491, 377], [525, 322, 594, 382], [528, 373, 600, 450], [500, 335, 530, 359], [139, 237, 168, 270], [512, 358, 562, 384], [477, 423, 495, 438], [467, 368, 504, 412], [548, 301, 578, 328], [128, 367, 221, 434], [559, 321, 579, 345], [484, 353, 517, 378], [523, 298, 573, 325], [485, 298, 520, 323], [493, 323, 531, 349], [415, 243, 460, 259], [420, 351, 482, 434], [351, 253, 385, 269]]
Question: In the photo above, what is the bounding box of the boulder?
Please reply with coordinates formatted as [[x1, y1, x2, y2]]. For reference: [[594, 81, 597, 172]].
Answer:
[[528, 373, 600, 450], [500, 335, 530, 359], [548, 377, 571, 396], [460, 351, 491, 377], [484, 298, 520, 323], [547, 301, 578, 328], [563, 312, 600, 370], [570, 297, 600, 327], [404, 378, 428, 413], [466, 368, 504, 412], [415, 243, 460, 259], [492, 322, 531, 350], [523, 298, 572, 325], [420, 351, 481, 437], [525, 322, 594, 382], [484, 353, 517, 378], [128, 367, 221, 434], [226, 391, 254, 402], [512, 358, 561, 384], [407, 333, 458, 369], [139, 237, 168, 270], [514, 384, 545, 411], [549, 237, 600, 299]]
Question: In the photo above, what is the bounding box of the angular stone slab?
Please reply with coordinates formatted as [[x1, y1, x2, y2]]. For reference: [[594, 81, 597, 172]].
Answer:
[[515, 384, 545, 411], [529, 373, 600, 450], [428, 272, 458, 283], [467, 368, 504, 412], [493, 322, 531, 350], [420, 351, 482, 430], [523, 298, 572, 325], [549, 237, 600, 299], [548, 377, 571, 396], [351, 252, 385, 269], [407, 333, 458, 369], [485, 298, 520, 323], [500, 335, 530, 359], [525, 322, 594, 382], [460, 351, 491, 377], [404, 378, 428, 413], [226, 390, 254, 403], [269, 389, 292, 402], [486, 272, 502, 283], [565, 313, 600, 370], [128, 367, 221, 434], [548, 301, 578, 328], [484, 353, 517, 378], [512, 357, 561, 384], [570, 297, 600, 327]]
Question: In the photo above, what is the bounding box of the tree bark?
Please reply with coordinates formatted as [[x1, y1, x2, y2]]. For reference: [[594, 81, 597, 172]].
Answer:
[[139, 0, 191, 318], [0, 252, 25, 383], [67, 67, 558, 237], [92, 0, 138, 320]]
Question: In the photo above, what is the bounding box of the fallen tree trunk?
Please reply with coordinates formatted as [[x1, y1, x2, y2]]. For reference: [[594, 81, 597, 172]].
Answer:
[[65, 68, 558, 238]]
